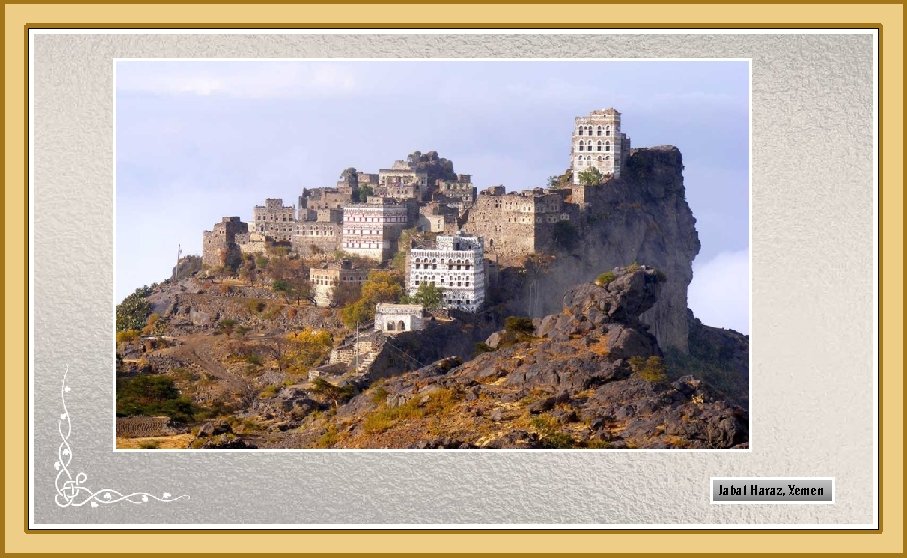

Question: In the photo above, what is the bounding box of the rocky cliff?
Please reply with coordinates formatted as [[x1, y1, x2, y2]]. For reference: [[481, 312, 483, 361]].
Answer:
[[497, 146, 700, 353], [286, 266, 747, 449]]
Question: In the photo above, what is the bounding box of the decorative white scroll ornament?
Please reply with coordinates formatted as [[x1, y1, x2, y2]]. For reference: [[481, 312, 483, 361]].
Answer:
[[54, 367, 189, 508]]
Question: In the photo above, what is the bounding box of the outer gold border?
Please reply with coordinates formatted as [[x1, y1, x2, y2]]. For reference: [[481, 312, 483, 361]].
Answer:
[[3, 3, 902, 555]]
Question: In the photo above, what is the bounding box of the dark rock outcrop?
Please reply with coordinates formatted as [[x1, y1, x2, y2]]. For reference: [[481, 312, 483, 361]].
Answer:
[[495, 147, 699, 353], [323, 266, 746, 449]]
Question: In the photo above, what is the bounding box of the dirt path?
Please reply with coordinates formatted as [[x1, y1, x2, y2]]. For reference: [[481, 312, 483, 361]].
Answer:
[[166, 334, 257, 405]]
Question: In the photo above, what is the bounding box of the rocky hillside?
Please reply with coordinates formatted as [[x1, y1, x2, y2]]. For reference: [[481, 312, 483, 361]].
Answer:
[[498, 146, 700, 353], [284, 266, 747, 449]]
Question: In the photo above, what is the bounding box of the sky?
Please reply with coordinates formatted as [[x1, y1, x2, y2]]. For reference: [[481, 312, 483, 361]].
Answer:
[[116, 60, 750, 334]]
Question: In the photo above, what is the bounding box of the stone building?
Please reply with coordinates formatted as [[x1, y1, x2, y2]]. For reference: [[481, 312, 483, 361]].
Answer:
[[253, 198, 296, 242], [462, 188, 570, 262], [378, 160, 428, 201], [235, 231, 267, 255], [202, 217, 248, 268], [374, 303, 425, 335], [298, 187, 353, 212], [571, 107, 632, 184], [409, 232, 486, 312], [417, 202, 459, 233], [309, 260, 369, 307], [434, 175, 476, 206], [340, 197, 409, 261], [293, 208, 343, 256]]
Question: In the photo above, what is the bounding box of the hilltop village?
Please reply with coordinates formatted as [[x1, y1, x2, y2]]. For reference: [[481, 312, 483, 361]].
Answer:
[[116, 108, 749, 450], [202, 107, 629, 313]]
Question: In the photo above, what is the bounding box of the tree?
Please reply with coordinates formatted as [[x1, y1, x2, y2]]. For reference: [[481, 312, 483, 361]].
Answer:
[[578, 166, 603, 186], [286, 276, 313, 305], [116, 286, 152, 331], [404, 282, 444, 310], [340, 270, 404, 328], [281, 328, 333, 372], [547, 175, 560, 188], [357, 184, 374, 200]]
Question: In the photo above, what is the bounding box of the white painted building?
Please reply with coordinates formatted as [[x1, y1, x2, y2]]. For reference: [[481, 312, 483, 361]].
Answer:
[[374, 303, 425, 335], [571, 107, 632, 184], [340, 197, 408, 261], [408, 232, 486, 313]]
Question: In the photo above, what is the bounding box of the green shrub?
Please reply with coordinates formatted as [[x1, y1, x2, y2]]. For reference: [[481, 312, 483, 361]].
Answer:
[[530, 413, 575, 448], [246, 300, 267, 314], [259, 384, 280, 399], [595, 271, 616, 286], [314, 424, 339, 448], [629, 355, 667, 383], [504, 316, 534, 335], [216, 319, 237, 334], [116, 329, 141, 344], [116, 375, 201, 424], [116, 286, 152, 331], [369, 383, 389, 404], [272, 279, 290, 293]]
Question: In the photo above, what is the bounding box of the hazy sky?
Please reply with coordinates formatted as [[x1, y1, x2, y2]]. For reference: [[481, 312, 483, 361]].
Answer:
[[116, 60, 750, 333]]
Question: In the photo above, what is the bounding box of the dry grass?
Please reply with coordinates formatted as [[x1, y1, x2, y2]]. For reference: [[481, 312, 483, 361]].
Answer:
[[116, 434, 194, 449]]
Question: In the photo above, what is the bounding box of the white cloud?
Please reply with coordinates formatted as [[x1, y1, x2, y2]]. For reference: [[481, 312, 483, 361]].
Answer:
[[688, 248, 750, 334]]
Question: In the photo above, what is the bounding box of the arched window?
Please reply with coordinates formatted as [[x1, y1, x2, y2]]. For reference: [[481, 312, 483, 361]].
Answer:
[[577, 127, 584, 136], [398, 320, 406, 331], [597, 141, 603, 152], [605, 126, 611, 137], [596, 126, 603, 136], [605, 141, 611, 152], [386, 321, 395, 331], [578, 141, 584, 151]]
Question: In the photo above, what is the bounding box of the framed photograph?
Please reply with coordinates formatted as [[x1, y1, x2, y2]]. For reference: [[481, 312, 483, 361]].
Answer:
[[6, 2, 901, 555]]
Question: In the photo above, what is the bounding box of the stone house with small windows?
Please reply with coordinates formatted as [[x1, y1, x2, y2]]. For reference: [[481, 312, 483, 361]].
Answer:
[[408, 232, 486, 312], [293, 208, 342, 256], [461, 188, 570, 262], [309, 260, 369, 307], [298, 187, 353, 212], [253, 198, 296, 242], [202, 217, 248, 268], [571, 107, 632, 184], [378, 161, 428, 199]]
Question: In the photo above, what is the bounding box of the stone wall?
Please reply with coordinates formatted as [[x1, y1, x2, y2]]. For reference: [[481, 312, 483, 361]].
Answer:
[[115, 416, 180, 438], [236, 231, 267, 255], [293, 221, 342, 256], [462, 191, 570, 263]]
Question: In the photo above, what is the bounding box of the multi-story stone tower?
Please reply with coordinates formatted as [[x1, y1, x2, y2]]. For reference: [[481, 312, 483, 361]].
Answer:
[[570, 108, 631, 184]]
